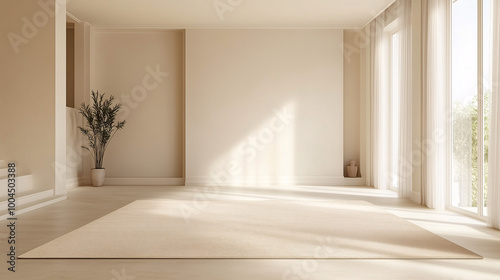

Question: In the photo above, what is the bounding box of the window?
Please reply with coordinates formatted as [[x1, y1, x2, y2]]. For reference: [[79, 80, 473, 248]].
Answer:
[[451, 0, 492, 218]]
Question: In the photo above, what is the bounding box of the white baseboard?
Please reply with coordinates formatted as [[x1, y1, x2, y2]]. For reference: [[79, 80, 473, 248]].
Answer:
[[0, 195, 67, 221], [0, 174, 34, 193], [410, 191, 421, 204], [185, 176, 366, 187], [66, 176, 91, 188], [104, 177, 185, 186], [338, 177, 366, 186], [0, 189, 54, 210], [73, 176, 365, 187], [81, 176, 91, 185], [66, 178, 79, 189]]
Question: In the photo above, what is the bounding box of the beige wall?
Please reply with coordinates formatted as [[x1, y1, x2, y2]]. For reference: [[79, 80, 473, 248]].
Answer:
[[74, 21, 92, 183], [66, 108, 84, 186], [185, 29, 344, 186], [74, 22, 91, 108], [0, 3, 420, 190], [93, 30, 184, 181], [0, 0, 62, 193], [343, 29, 361, 177], [66, 27, 75, 108], [55, 0, 67, 195]]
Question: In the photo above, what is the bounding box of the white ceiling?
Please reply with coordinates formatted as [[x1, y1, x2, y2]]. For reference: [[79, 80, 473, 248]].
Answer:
[[67, 0, 395, 29]]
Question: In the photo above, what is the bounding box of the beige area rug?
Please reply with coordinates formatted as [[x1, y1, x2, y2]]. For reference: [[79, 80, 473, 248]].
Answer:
[[20, 200, 481, 259]]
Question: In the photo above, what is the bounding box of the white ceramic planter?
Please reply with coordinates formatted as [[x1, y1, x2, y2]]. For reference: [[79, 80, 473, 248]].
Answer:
[[91, 169, 106, 187]]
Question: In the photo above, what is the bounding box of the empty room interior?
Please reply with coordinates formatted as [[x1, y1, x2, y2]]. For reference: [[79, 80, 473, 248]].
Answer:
[[1, 0, 500, 279]]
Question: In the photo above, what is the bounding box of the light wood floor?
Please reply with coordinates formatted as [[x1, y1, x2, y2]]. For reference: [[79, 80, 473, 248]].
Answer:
[[1, 185, 500, 280]]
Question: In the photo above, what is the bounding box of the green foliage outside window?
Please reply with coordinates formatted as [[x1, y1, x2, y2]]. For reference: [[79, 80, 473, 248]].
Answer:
[[452, 91, 490, 208]]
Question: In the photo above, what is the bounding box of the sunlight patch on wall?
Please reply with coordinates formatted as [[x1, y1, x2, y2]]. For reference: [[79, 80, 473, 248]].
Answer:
[[208, 102, 296, 187]]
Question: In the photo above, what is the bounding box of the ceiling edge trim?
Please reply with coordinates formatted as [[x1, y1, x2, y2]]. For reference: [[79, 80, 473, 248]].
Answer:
[[358, 0, 397, 28], [91, 25, 364, 31], [66, 12, 82, 23]]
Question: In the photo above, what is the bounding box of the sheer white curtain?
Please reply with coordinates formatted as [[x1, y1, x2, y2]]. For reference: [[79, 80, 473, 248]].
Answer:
[[371, 12, 389, 190], [397, 0, 413, 198], [421, 0, 451, 209], [488, 0, 500, 229], [370, 0, 413, 197]]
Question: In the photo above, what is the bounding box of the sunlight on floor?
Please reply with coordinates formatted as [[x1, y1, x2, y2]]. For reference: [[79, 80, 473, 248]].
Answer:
[[3, 185, 500, 280]]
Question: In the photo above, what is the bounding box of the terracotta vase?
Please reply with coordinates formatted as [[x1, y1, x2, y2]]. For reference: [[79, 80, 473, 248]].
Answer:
[[346, 161, 358, 178]]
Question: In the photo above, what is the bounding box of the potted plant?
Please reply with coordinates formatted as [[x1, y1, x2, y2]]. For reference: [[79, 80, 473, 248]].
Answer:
[[78, 90, 126, 187]]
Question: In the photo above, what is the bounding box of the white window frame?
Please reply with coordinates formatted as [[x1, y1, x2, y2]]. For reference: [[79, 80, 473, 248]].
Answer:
[[449, 0, 488, 220]]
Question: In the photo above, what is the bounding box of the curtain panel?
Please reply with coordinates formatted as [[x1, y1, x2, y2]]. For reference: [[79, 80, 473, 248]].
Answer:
[[370, 0, 413, 198], [421, 0, 451, 210], [488, 0, 500, 229]]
